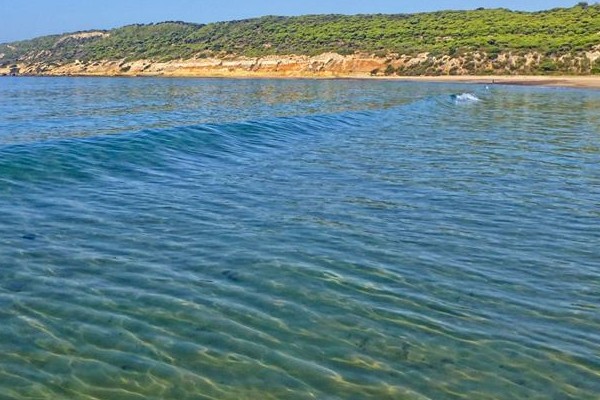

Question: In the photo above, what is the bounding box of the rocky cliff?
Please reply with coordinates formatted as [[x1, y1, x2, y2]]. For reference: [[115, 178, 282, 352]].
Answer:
[[3, 47, 599, 78]]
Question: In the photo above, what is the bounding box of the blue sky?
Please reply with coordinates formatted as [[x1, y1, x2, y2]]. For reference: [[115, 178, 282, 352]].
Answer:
[[1, 0, 580, 43]]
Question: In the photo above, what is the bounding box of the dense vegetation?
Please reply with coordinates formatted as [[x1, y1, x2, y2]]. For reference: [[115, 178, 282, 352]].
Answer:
[[1, 4, 599, 74]]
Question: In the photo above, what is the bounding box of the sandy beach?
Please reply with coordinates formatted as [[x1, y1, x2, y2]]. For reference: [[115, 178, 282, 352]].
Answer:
[[382, 75, 600, 89], [4, 68, 599, 90], [3, 61, 600, 90]]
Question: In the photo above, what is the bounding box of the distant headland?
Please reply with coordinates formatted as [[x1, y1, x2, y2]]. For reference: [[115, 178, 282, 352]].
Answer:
[[1, 4, 599, 84]]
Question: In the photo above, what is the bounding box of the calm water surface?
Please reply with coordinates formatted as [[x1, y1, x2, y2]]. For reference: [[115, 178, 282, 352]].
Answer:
[[0, 77, 599, 399]]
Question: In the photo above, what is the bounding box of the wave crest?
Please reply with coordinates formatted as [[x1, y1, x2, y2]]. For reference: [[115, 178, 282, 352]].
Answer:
[[451, 93, 481, 103]]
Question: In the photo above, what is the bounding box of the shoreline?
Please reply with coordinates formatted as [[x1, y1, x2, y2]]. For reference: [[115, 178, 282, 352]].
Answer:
[[380, 75, 600, 89], [3, 72, 600, 89], [2, 51, 599, 89]]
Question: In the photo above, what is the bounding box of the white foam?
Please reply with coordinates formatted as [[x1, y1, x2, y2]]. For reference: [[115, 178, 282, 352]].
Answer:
[[453, 93, 480, 103]]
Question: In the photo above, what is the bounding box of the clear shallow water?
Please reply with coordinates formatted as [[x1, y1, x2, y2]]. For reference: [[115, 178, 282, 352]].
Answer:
[[0, 77, 599, 399]]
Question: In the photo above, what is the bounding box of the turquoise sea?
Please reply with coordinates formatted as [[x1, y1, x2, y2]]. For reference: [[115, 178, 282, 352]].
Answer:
[[0, 77, 599, 399]]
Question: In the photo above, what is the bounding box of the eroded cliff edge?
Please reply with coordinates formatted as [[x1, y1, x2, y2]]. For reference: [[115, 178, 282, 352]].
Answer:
[[3, 48, 600, 78]]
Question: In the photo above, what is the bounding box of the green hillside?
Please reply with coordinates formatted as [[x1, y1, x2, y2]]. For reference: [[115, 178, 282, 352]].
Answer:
[[1, 4, 599, 74]]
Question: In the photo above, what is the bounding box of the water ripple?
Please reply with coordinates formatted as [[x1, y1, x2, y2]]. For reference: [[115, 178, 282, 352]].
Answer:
[[0, 77, 599, 399]]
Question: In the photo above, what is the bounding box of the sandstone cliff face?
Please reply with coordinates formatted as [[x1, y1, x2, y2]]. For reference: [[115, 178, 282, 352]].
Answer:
[[6, 53, 385, 78], [3, 49, 600, 78]]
